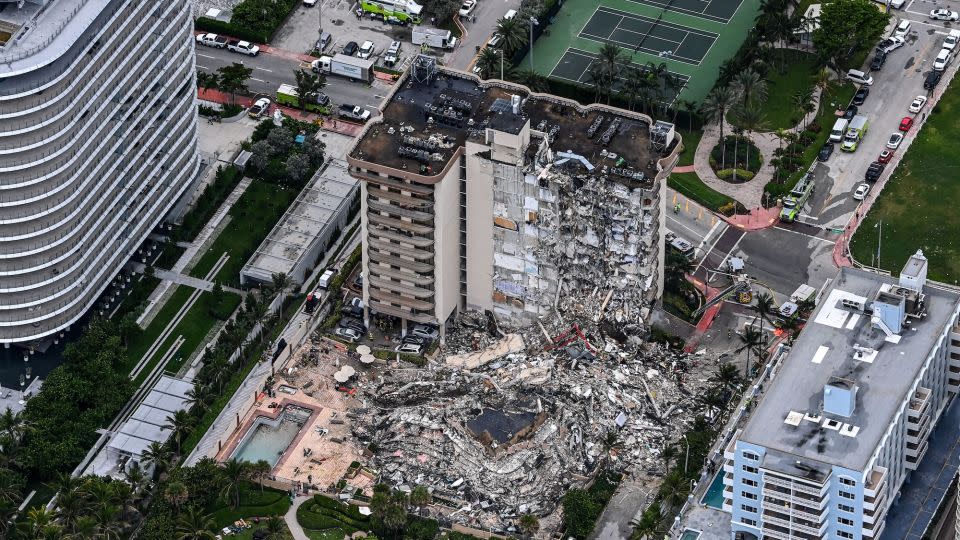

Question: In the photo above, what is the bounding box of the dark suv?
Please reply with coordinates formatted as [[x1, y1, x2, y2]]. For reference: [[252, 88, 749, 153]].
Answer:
[[925, 70, 943, 89], [870, 51, 886, 71], [865, 162, 885, 182], [342, 41, 359, 56], [852, 87, 869, 105]]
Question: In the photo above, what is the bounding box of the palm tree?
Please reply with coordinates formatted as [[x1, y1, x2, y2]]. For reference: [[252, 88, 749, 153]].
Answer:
[[735, 105, 766, 178], [270, 272, 294, 312], [737, 327, 764, 380], [18, 506, 57, 539], [619, 67, 644, 111], [631, 506, 662, 539], [65, 515, 98, 539], [495, 16, 528, 56], [0, 409, 29, 444], [293, 68, 326, 109], [164, 481, 189, 512], [54, 489, 85, 532], [752, 292, 776, 335], [184, 386, 210, 418], [220, 458, 248, 509], [409, 484, 431, 513], [812, 68, 832, 103], [142, 441, 173, 479], [474, 47, 502, 80], [509, 69, 549, 92], [265, 515, 285, 539], [660, 444, 678, 472], [591, 44, 626, 104], [91, 504, 122, 540], [248, 459, 272, 493], [701, 86, 734, 169], [659, 471, 689, 510], [676, 98, 698, 131], [164, 410, 194, 455], [710, 363, 742, 396], [175, 507, 216, 540], [518, 513, 540, 538], [792, 87, 815, 131], [732, 68, 768, 109]]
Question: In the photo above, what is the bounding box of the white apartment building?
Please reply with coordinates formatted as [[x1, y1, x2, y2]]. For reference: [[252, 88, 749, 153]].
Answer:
[[0, 0, 201, 343], [725, 252, 960, 540], [346, 57, 679, 334]]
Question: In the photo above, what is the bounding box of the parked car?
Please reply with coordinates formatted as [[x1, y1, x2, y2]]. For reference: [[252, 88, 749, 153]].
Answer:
[[853, 183, 871, 201], [340, 317, 367, 333], [459, 0, 477, 16], [853, 87, 869, 105], [348, 297, 364, 309], [304, 0, 318, 5], [870, 52, 886, 71], [342, 41, 359, 56], [899, 116, 914, 131], [887, 132, 904, 149], [334, 326, 361, 342], [934, 48, 954, 71], [352, 272, 363, 289], [317, 31, 332, 50], [865, 162, 885, 182], [843, 105, 858, 120], [930, 8, 959, 21], [196, 33, 228, 48], [410, 325, 439, 341], [945, 31, 960, 51], [909, 95, 928, 113], [876, 36, 905, 54], [878, 149, 895, 164], [227, 39, 260, 56], [817, 142, 834, 162], [401, 334, 428, 345], [395, 342, 424, 355], [924, 70, 943, 89], [846, 69, 873, 86], [894, 19, 912, 37], [341, 305, 363, 319], [357, 40, 375, 59], [248, 97, 271, 118]]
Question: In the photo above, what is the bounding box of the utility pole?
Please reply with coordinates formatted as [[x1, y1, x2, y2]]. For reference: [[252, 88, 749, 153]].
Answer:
[[528, 17, 538, 70], [318, 0, 323, 48], [876, 220, 883, 269]]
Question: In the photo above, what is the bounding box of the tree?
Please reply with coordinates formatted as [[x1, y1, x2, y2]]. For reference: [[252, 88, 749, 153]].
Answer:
[[660, 444, 678, 472], [0, 408, 28, 444], [677, 98, 699, 132], [701, 86, 734, 169], [249, 140, 275, 172], [270, 273, 294, 311], [518, 513, 540, 538], [248, 459, 272, 493], [175, 507, 216, 540], [733, 105, 766, 180], [164, 481, 189, 512], [792, 88, 815, 131], [659, 471, 689, 510], [496, 16, 528, 56], [509, 69, 549, 92], [737, 327, 765, 380], [590, 44, 626, 104], [475, 47, 502, 80], [293, 68, 327, 109], [265, 515, 284, 539], [631, 506, 662, 539], [752, 292, 776, 335], [732, 68, 768, 109], [196, 70, 219, 90], [215, 63, 253, 105], [285, 153, 312, 185], [409, 485, 431, 513], [266, 127, 294, 155], [302, 138, 326, 168], [17, 506, 58, 539], [812, 0, 889, 76], [142, 442, 173, 479], [710, 363, 741, 396], [163, 410, 194, 455], [561, 489, 600, 539], [220, 458, 248, 509]]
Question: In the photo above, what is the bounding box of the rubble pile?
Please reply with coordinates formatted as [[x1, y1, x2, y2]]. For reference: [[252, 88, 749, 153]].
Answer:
[[351, 319, 716, 533]]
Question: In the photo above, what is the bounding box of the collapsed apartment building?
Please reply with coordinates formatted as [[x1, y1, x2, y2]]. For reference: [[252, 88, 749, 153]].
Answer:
[[347, 55, 681, 335], [338, 56, 702, 532]]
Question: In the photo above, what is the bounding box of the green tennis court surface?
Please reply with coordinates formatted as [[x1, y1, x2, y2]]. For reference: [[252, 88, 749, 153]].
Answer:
[[526, 0, 761, 104]]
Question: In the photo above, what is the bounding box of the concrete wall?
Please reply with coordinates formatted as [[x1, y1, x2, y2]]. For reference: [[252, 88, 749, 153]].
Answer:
[[432, 161, 463, 328], [464, 140, 495, 313]]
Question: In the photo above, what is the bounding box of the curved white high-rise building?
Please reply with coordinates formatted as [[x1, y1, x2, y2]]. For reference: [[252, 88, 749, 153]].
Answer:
[[0, 0, 200, 344]]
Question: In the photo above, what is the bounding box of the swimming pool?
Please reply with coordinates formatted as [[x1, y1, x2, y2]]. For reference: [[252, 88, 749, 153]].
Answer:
[[231, 408, 308, 466], [679, 530, 701, 540], [701, 470, 726, 509]]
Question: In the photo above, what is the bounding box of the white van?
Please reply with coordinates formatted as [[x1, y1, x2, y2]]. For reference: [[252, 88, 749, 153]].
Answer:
[[830, 118, 849, 143], [893, 19, 911, 38], [846, 68, 874, 86], [503, 9, 517, 19], [934, 48, 954, 70], [318, 269, 335, 289]]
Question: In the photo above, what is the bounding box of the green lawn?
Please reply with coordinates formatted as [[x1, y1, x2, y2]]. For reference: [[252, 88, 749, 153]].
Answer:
[[122, 285, 193, 371], [669, 172, 737, 213], [234, 524, 294, 540], [297, 495, 371, 539], [191, 180, 297, 287], [758, 50, 819, 131], [158, 290, 243, 376], [677, 130, 702, 167], [850, 78, 960, 282]]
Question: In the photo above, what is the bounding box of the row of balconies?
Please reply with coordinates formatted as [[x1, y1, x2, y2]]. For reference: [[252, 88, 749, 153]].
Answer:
[[0, 123, 198, 317], [761, 521, 819, 540], [762, 473, 827, 497], [760, 509, 825, 537], [0, 0, 181, 131]]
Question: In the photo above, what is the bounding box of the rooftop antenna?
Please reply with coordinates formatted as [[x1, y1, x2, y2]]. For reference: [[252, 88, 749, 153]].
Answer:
[[411, 54, 438, 85]]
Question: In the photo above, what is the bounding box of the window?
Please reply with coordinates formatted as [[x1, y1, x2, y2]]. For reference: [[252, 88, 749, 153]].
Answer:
[[744, 478, 758, 487], [839, 477, 857, 486], [741, 518, 757, 527], [743, 465, 759, 474], [839, 490, 855, 500], [838, 503, 855, 513], [838, 517, 854, 526], [838, 531, 854, 539], [741, 504, 757, 513], [742, 451, 759, 461], [742, 491, 758, 500]]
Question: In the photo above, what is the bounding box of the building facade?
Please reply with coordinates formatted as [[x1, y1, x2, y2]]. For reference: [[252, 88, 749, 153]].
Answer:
[[725, 252, 960, 540], [0, 0, 200, 343], [346, 57, 678, 333]]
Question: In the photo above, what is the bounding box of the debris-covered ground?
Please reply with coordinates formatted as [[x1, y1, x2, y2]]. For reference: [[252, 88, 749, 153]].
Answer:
[[349, 312, 720, 534]]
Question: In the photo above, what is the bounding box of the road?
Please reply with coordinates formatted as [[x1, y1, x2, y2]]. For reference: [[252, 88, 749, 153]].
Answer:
[[195, 47, 390, 112], [445, 0, 523, 70]]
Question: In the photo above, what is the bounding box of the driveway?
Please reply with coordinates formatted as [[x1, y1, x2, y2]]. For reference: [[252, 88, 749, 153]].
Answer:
[[444, 0, 522, 70]]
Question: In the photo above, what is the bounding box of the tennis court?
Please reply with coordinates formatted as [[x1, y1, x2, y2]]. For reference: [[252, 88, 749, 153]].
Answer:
[[579, 6, 717, 66], [525, 0, 761, 104], [551, 48, 690, 103], [625, 0, 745, 23]]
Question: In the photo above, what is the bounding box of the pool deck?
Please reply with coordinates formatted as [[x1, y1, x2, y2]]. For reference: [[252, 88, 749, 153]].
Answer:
[[681, 504, 731, 540], [216, 337, 372, 492]]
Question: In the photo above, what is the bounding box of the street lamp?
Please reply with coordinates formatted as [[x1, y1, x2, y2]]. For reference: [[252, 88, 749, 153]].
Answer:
[[528, 16, 539, 70], [875, 220, 883, 268]]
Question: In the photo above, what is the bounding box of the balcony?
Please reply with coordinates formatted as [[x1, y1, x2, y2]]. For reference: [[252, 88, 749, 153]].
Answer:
[[367, 237, 434, 261], [367, 199, 435, 223], [864, 466, 888, 498], [367, 298, 436, 325], [369, 225, 434, 247], [368, 288, 434, 311], [354, 170, 435, 196], [368, 264, 434, 287], [368, 213, 434, 235], [906, 439, 929, 470], [368, 276, 434, 299], [367, 186, 434, 208]]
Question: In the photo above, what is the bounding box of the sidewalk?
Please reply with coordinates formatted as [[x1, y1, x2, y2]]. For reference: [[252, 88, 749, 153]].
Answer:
[[285, 495, 311, 540], [724, 206, 781, 231]]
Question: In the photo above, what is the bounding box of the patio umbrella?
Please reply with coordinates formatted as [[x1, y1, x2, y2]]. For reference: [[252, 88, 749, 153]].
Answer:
[[360, 353, 375, 365], [356, 345, 372, 355]]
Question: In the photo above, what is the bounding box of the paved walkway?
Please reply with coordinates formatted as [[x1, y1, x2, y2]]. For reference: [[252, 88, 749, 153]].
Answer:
[[692, 88, 823, 209], [197, 88, 365, 138], [285, 495, 311, 540]]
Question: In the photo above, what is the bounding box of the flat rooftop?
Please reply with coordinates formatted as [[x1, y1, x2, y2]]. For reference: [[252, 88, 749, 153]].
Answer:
[[1, 0, 111, 77], [241, 159, 358, 283], [741, 266, 960, 472], [350, 62, 665, 182]]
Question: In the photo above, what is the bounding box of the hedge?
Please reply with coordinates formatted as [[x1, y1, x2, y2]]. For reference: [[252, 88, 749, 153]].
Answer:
[[195, 17, 269, 43], [715, 169, 755, 181]]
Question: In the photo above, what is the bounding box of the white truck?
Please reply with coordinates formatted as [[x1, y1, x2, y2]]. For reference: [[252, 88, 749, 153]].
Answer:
[[412, 27, 457, 50], [311, 54, 374, 83], [338, 104, 371, 122], [227, 39, 260, 56], [196, 33, 228, 48]]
